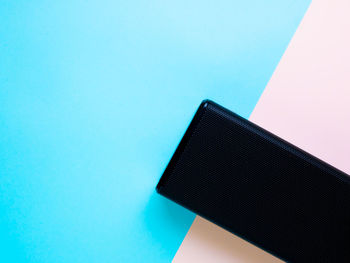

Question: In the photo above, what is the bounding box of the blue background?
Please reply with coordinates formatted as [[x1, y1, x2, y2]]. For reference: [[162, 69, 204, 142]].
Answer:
[[0, 1, 310, 262]]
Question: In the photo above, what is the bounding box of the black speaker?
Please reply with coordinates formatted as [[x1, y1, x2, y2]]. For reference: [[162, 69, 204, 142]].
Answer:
[[156, 100, 350, 262]]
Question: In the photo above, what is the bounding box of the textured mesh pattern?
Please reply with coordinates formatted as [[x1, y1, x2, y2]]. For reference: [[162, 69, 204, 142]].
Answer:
[[156, 100, 350, 262]]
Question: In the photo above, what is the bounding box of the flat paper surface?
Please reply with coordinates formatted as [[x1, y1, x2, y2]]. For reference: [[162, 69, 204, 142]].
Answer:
[[0, 1, 310, 262], [173, 0, 350, 262]]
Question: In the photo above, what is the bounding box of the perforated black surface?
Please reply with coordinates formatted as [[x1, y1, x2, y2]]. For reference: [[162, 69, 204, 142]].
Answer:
[[156, 100, 350, 262]]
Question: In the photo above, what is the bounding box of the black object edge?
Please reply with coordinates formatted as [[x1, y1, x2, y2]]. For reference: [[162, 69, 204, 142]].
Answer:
[[156, 100, 210, 192]]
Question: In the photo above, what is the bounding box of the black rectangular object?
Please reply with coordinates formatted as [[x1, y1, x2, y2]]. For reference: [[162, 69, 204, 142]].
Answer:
[[156, 100, 350, 262]]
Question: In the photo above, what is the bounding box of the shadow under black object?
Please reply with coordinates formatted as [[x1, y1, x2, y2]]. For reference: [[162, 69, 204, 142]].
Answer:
[[156, 100, 350, 262]]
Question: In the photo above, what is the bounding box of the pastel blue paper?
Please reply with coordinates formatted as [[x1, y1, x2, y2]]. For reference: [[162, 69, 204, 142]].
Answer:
[[0, 0, 310, 262]]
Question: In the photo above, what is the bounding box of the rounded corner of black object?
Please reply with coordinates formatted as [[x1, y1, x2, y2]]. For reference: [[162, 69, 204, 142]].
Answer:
[[200, 99, 211, 108], [155, 99, 210, 195]]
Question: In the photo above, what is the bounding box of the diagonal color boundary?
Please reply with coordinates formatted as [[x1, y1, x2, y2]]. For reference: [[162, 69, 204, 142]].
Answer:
[[172, 0, 350, 262]]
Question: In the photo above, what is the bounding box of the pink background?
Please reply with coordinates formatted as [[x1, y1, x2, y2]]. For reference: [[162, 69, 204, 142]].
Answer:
[[173, 0, 350, 261]]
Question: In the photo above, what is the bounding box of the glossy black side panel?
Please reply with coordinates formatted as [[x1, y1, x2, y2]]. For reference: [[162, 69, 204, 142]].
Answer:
[[156, 100, 350, 262]]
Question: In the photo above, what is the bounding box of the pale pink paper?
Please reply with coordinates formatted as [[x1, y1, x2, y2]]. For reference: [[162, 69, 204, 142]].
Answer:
[[173, 0, 350, 262]]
